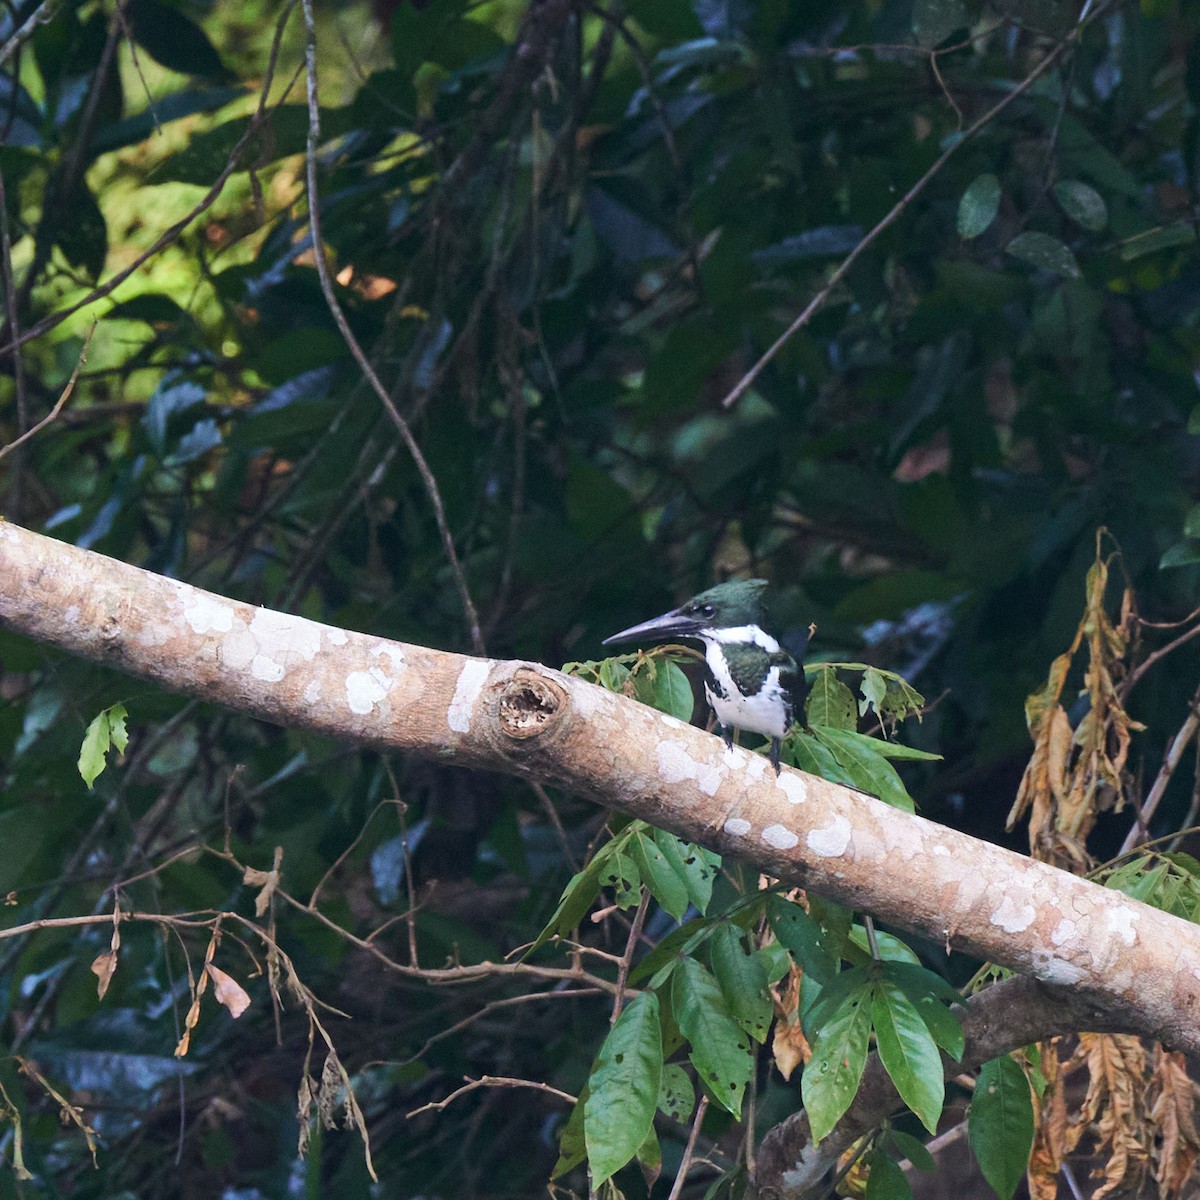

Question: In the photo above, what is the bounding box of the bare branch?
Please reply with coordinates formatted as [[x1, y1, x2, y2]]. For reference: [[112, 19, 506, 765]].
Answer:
[[406, 1074, 577, 1119]]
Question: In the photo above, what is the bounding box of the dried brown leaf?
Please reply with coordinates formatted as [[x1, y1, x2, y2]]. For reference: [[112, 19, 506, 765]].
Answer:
[[1149, 1048, 1200, 1197], [244, 845, 283, 917], [90, 950, 118, 1000], [1074, 1034, 1150, 1200], [206, 963, 251, 1018], [1028, 1039, 1067, 1200]]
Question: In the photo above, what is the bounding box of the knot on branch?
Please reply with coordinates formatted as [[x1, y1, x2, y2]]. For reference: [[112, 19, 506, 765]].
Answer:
[[494, 668, 567, 754]]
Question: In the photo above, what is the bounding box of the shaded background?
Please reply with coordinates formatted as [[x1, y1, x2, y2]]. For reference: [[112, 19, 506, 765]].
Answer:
[[2, 0, 1200, 1194]]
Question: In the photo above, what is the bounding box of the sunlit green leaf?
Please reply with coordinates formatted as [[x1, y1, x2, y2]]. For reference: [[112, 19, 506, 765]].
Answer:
[[78, 703, 129, 789]]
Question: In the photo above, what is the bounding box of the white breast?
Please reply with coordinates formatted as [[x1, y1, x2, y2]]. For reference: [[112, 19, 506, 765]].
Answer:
[[702, 644, 790, 739]]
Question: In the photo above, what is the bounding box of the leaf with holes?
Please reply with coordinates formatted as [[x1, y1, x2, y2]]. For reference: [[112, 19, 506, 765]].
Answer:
[[584, 992, 662, 1186], [672, 958, 754, 1117], [709, 923, 773, 1043], [802, 982, 873, 1142]]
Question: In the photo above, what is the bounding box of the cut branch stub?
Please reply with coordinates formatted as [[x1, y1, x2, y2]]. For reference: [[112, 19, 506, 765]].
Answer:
[[495, 669, 569, 746]]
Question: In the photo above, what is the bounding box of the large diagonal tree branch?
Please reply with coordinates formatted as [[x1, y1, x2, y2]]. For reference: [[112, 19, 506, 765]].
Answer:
[[3, 520, 1200, 1190]]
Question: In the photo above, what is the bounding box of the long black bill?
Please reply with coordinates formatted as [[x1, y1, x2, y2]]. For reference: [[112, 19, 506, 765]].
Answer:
[[602, 608, 706, 648]]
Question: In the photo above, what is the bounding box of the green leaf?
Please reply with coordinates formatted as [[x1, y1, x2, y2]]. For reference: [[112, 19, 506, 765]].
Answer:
[[859, 667, 888, 720], [709, 924, 773, 1043], [1118, 221, 1197, 260], [805, 666, 857, 729], [1184, 505, 1200, 539], [126, 0, 228, 77], [866, 1150, 912, 1199], [78, 703, 129, 789], [1160, 541, 1200, 570], [530, 841, 621, 951], [808, 726, 916, 812], [957, 174, 1001, 239], [882, 963, 965, 1061], [657, 1062, 695, 1123], [601, 850, 642, 909], [658, 831, 720, 915], [672, 959, 754, 1118], [872, 981, 945, 1134], [847, 926, 920, 965], [888, 1128, 936, 1171], [1005, 231, 1081, 278], [969, 1056, 1034, 1200], [767, 895, 838, 985], [584, 992, 662, 1186], [646, 658, 695, 722], [1053, 180, 1107, 231], [55, 182, 107, 279], [631, 830, 689, 920], [802, 983, 872, 1142], [553, 1090, 588, 1178]]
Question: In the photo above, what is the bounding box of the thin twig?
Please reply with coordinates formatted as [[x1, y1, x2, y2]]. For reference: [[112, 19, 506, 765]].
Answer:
[[667, 1094, 710, 1200], [299, 0, 485, 654], [1167, 751, 1200, 854], [0, 321, 94, 462], [720, 11, 1106, 410], [1123, 620, 1200, 698], [0, 0, 64, 68], [0, 168, 27, 512], [610, 887, 651, 1025], [1118, 683, 1200, 857], [395, 987, 605, 1069], [406, 1074, 576, 1119]]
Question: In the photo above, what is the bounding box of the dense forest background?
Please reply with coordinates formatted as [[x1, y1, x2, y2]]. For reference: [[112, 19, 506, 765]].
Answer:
[[3, 0, 1200, 1195]]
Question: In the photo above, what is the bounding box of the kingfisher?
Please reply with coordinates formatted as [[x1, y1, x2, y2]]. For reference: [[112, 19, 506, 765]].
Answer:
[[602, 580, 807, 774]]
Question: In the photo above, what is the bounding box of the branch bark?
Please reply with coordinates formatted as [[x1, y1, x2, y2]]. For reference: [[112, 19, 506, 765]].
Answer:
[[4, 520, 1200, 1185]]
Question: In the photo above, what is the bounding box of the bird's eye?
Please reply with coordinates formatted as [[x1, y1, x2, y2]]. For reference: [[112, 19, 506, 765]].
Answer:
[[701, 604, 715, 617]]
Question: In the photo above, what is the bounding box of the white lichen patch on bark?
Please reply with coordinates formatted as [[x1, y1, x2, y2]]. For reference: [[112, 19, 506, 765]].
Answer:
[[1105, 904, 1138, 946], [761, 823, 799, 850], [250, 608, 324, 661], [345, 669, 392, 715], [724, 817, 752, 836], [775, 774, 807, 804], [658, 713, 687, 730], [448, 660, 491, 733], [807, 814, 852, 858], [303, 680, 322, 704], [1050, 917, 1077, 946], [655, 741, 723, 796], [990, 893, 1036, 933], [251, 654, 285, 682], [182, 591, 234, 635]]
